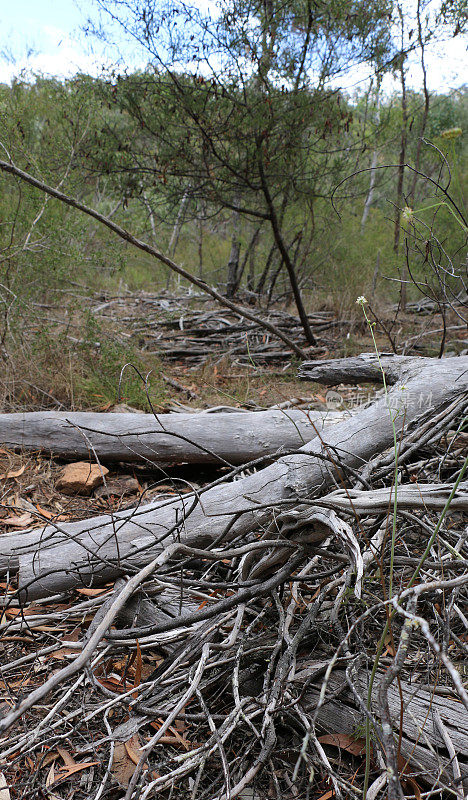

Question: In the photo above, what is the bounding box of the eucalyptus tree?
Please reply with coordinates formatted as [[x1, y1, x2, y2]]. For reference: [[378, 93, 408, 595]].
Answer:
[[84, 0, 394, 341]]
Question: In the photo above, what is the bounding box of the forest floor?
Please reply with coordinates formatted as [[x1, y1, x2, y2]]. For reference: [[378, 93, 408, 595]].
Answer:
[[0, 291, 466, 799], [2, 287, 466, 413]]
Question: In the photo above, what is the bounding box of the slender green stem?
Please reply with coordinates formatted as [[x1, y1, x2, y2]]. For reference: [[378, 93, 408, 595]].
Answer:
[[356, 297, 401, 799], [359, 301, 400, 599], [411, 200, 467, 232], [362, 621, 389, 799]]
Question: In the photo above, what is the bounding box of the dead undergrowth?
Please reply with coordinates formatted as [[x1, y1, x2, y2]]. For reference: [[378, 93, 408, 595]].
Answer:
[[0, 293, 466, 799], [0, 359, 465, 798], [0, 288, 466, 413]]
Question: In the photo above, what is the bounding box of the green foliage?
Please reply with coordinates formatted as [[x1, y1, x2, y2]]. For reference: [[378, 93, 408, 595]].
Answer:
[[0, 0, 465, 411], [74, 313, 166, 408], [19, 314, 166, 410]]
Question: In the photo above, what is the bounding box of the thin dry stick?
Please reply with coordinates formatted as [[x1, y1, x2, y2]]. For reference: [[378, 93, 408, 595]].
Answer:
[[0, 157, 308, 359], [0, 555, 164, 733]]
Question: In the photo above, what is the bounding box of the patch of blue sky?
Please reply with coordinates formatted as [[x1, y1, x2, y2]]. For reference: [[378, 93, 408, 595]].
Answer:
[[0, 0, 465, 93]]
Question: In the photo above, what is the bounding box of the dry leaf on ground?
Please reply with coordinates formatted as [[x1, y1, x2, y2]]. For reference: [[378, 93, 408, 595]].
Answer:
[[112, 736, 144, 786], [0, 466, 25, 481], [2, 512, 33, 528], [318, 733, 366, 756], [47, 747, 100, 785]]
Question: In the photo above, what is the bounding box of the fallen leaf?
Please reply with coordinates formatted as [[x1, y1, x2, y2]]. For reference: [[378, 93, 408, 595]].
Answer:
[[49, 627, 81, 660], [112, 738, 145, 787], [124, 735, 143, 766], [2, 512, 33, 528], [34, 504, 54, 520], [50, 749, 100, 785], [133, 641, 142, 698], [402, 777, 422, 800], [51, 762, 100, 784], [75, 587, 111, 597], [149, 719, 196, 749], [45, 763, 56, 789], [318, 734, 366, 756], [174, 717, 186, 734], [383, 632, 396, 658], [56, 747, 76, 769], [0, 677, 30, 690], [315, 791, 334, 800], [28, 625, 63, 632], [0, 466, 25, 481], [398, 753, 422, 799], [96, 676, 126, 693]]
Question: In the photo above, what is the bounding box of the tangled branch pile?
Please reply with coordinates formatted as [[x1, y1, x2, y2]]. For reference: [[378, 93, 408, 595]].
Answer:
[[90, 290, 338, 364], [0, 354, 466, 800]]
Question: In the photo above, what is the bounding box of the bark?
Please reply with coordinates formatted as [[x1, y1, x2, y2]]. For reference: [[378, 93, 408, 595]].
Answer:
[[247, 226, 260, 291], [360, 78, 381, 234], [360, 149, 379, 233], [0, 408, 345, 465], [256, 243, 276, 296], [2, 354, 466, 600], [408, 0, 430, 206], [302, 668, 468, 792], [394, 9, 409, 310], [257, 155, 316, 345], [115, 586, 201, 655], [168, 187, 191, 260], [233, 224, 262, 294], [225, 208, 241, 298]]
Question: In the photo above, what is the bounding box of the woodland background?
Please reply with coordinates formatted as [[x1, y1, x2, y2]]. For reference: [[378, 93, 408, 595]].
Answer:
[[0, 0, 466, 410]]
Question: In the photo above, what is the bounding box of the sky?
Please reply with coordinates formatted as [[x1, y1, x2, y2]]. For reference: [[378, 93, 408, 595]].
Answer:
[[0, 0, 467, 94]]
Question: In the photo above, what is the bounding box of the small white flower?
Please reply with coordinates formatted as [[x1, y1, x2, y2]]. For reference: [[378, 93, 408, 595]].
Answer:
[[356, 295, 368, 306], [402, 206, 414, 224]]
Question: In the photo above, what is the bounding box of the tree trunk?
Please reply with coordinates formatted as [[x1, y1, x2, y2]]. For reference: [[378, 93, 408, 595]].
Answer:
[[267, 231, 302, 306], [256, 243, 276, 296], [361, 149, 379, 233], [360, 78, 381, 234], [0, 408, 344, 465], [247, 226, 260, 291], [3, 354, 466, 600], [225, 208, 241, 298], [233, 224, 262, 294], [394, 10, 409, 310], [408, 0, 430, 206], [258, 154, 316, 345], [168, 187, 191, 260]]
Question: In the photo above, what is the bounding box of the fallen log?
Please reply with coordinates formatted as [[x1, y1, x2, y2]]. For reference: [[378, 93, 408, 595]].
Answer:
[[302, 668, 468, 793], [0, 408, 346, 465], [2, 354, 466, 600]]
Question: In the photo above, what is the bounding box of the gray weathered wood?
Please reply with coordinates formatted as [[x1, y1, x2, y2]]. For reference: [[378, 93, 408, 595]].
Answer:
[[301, 668, 468, 791], [115, 588, 201, 655], [0, 408, 345, 465], [5, 354, 467, 599], [292, 482, 468, 515], [298, 353, 414, 384]]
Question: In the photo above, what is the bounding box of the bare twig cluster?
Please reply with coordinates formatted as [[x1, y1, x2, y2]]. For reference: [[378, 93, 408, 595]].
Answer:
[[0, 357, 466, 799]]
